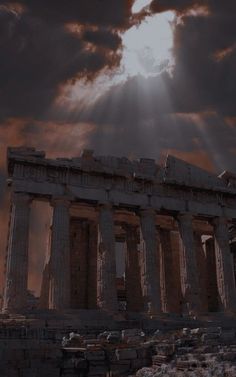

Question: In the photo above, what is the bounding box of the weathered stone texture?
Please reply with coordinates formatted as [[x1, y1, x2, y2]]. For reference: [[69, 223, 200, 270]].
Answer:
[[213, 217, 236, 311], [70, 219, 89, 309], [39, 262, 50, 309], [70, 219, 98, 309], [195, 233, 208, 312], [177, 214, 201, 315], [3, 193, 31, 312], [170, 231, 182, 313], [4, 147, 236, 317], [97, 204, 118, 312], [140, 209, 161, 314], [205, 237, 218, 312], [159, 229, 176, 313], [87, 222, 98, 309], [49, 198, 71, 310], [124, 225, 143, 312]]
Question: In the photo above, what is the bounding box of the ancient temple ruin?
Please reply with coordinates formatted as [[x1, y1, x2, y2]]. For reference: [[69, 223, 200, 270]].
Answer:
[[2, 147, 236, 316]]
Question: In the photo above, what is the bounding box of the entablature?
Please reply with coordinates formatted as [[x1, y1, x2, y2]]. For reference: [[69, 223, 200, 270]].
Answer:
[[7, 147, 236, 219]]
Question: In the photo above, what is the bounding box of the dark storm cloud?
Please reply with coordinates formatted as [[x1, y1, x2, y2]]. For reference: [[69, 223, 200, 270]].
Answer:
[[0, 1, 135, 120], [170, 5, 236, 116], [82, 28, 122, 51], [14, 0, 134, 29], [73, 0, 236, 172], [150, 0, 235, 14], [150, 0, 204, 14], [70, 0, 236, 127], [144, 0, 234, 117]]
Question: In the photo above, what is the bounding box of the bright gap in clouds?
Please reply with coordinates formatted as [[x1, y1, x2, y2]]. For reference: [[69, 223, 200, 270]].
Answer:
[[63, 9, 176, 108], [132, 0, 152, 13], [120, 11, 175, 79]]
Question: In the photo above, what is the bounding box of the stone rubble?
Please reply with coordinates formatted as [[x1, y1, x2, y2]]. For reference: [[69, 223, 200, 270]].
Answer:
[[61, 328, 152, 376], [135, 326, 236, 377], [1, 324, 236, 376]]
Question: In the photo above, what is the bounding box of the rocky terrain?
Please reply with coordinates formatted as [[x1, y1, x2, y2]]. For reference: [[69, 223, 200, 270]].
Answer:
[[60, 326, 236, 376], [1, 322, 236, 376]]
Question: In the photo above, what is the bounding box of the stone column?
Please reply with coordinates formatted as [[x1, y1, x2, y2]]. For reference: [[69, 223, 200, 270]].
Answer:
[[39, 228, 51, 309], [213, 217, 236, 312], [194, 233, 208, 312], [97, 204, 118, 312], [124, 224, 143, 312], [70, 219, 89, 309], [140, 209, 161, 314], [39, 263, 50, 309], [3, 193, 31, 312], [170, 231, 182, 313], [49, 198, 71, 310], [205, 237, 218, 312], [87, 222, 98, 309], [177, 213, 201, 315], [159, 228, 175, 313]]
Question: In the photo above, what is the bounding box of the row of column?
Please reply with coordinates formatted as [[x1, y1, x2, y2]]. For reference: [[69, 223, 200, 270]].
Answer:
[[2, 193, 236, 315]]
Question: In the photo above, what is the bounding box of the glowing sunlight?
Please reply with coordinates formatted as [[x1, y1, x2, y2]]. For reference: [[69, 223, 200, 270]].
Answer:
[[120, 11, 175, 78]]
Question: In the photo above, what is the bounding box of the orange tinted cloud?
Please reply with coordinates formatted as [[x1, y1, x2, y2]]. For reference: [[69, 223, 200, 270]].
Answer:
[[213, 44, 236, 62]]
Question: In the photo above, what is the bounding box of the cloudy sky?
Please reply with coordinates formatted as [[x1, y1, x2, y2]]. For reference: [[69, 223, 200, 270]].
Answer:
[[0, 0, 236, 294]]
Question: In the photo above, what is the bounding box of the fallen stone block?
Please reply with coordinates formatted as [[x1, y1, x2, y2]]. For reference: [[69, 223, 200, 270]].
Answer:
[[190, 328, 203, 335], [110, 360, 131, 374], [204, 327, 221, 334], [220, 330, 235, 342], [88, 364, 108, 375], [85, 350, 105, 361], [115, 348, 137, 360], [154, 343, 175, 356], [131, 358, 150, 370], [121, 329, 144, 341], [136, 347, 151, 359], [182, 328, 190, 336], [201, 333, 220, 342]]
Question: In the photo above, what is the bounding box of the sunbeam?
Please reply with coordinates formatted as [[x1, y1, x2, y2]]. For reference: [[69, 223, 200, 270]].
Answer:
[[64, 10, 176, 113]]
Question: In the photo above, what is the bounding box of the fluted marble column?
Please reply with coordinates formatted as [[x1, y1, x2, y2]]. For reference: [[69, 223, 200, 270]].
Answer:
[[87, 222, 98, 309], [159, 229, 175, 313], [49, 198, 71, 310], [205, 237, 218, 312], [124, 224, 143, 312], [3, 193, 31, 312], [177, 213, 201, 315], [194, 233, 208, 312], [140, 209, 161, 314], [97, 204, 118, 312], [213, 217, 236, 312]]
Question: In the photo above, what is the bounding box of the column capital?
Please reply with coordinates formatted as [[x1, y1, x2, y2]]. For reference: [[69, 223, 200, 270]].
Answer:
[[139, 207, 156, 217], [97, 202, 113, 210], [51, 196, 71, 208], [12, 192, 32, 205], [177, 212, 193, 222], [212, 216, 229, 227]]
